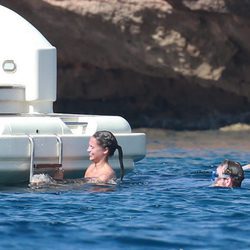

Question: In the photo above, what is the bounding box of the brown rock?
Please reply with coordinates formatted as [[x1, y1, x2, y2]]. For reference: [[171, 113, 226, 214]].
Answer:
[[1, 0, 250, 129]]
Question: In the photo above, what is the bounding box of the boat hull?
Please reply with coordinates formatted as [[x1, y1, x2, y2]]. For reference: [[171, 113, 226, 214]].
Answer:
[[0, 132, 146, 185]]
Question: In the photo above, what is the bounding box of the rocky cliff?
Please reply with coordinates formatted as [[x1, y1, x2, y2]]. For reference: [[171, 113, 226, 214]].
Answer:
[[1, 0, 250, 129]]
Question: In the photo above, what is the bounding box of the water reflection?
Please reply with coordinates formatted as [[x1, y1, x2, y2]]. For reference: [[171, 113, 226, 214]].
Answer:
[[29, 176, 117, 193], [135, 128, 250, 154]]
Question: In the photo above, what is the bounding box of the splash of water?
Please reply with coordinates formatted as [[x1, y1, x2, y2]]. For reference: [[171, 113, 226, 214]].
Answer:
[[29, 174, 57, 188]]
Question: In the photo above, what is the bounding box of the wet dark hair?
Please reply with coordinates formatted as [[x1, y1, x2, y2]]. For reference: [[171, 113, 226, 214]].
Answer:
[[221, 159, 244, 187], [93, 130, 124, 181]]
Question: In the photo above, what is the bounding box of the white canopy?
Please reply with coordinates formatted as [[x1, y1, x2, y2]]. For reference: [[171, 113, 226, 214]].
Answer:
[[0, 5, 57, 113]]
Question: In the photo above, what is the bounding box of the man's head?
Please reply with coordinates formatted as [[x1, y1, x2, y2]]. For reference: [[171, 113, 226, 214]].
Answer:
[[213, 160, 244, 188]]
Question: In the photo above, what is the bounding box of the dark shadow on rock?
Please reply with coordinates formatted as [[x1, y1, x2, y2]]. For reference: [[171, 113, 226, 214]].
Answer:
[[1, 1, 250, 130]]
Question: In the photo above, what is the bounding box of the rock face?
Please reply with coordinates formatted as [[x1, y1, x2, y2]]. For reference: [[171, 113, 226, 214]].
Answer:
[[1, 0, 250, 129]]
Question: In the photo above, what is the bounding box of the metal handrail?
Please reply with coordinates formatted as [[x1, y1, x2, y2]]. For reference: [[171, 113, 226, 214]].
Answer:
[[28, 135, 34, 183], [28, 134, 63, 183]]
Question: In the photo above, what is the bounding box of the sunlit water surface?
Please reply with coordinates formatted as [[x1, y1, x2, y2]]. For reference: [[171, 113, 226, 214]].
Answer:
[[1, 130, 250, 250]]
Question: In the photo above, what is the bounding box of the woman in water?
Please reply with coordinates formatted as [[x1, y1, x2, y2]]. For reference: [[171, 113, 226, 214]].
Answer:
[[31, 131, 124, 187], [84, 130, 124, 184]]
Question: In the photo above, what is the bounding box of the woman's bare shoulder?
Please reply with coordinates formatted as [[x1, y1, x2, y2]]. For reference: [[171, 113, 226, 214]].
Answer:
[[84, 163, 95, 177]]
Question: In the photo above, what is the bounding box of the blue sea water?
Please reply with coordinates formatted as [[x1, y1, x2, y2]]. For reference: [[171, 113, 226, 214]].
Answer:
[[1, 130, 250, 250]]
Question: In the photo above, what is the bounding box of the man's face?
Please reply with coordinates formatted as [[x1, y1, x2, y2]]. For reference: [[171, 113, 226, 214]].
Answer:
[[213, 165, 232, 187]]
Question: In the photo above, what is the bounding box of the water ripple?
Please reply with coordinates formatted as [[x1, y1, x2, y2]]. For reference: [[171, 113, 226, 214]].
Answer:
[[1, 136, 250, 249]]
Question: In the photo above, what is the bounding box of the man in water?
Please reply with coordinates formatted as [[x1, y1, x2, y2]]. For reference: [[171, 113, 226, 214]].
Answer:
[[212, 160, 244, 188]]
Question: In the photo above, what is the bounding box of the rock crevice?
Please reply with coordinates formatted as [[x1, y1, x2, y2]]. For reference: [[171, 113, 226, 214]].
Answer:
[[1, 0, 250, 129]]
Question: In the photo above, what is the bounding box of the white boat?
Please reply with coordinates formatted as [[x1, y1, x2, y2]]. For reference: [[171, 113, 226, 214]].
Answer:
[[0, 5, 146, 185]]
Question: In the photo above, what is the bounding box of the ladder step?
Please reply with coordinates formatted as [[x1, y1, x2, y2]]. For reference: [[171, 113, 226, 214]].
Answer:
[[34, 163, 62, 169]]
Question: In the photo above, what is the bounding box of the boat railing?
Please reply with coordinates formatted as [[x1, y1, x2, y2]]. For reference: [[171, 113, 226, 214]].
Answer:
[[28, 134, 63, 182]]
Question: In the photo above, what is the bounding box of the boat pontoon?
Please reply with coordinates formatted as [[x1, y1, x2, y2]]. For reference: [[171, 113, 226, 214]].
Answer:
[[0, 5, 146, 185]]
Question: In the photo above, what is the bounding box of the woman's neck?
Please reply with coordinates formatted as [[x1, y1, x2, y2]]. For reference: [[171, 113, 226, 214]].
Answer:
[[93, 158, 108, 169]]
